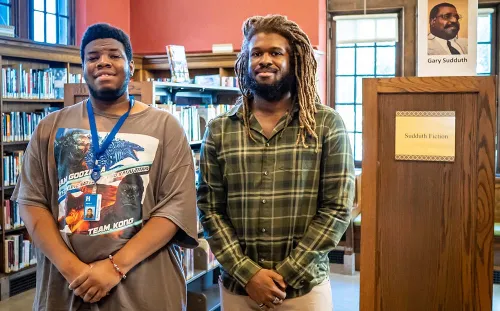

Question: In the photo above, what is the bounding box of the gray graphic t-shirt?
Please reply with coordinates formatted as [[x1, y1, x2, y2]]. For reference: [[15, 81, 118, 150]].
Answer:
[[12, 101, 198, 311]]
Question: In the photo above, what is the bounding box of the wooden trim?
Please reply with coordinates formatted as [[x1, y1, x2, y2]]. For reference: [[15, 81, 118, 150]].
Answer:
[[375, 76, 486, 93], [396, 9, 404, 77], [360, 77, 378, 311], [0, 36, 81, 63], [141, 52, 238, 70], [476, 76, 496, 309]]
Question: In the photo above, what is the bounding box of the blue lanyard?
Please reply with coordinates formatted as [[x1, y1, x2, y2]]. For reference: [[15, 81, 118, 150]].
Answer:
[[87, 98, 134, 182]]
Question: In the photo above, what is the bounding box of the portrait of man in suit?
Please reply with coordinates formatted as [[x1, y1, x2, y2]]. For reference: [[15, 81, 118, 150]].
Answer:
[[428, 2, 468, 55]]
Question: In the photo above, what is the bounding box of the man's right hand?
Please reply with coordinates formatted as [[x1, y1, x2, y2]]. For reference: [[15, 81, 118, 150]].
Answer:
[[245, 269, 287, 310]]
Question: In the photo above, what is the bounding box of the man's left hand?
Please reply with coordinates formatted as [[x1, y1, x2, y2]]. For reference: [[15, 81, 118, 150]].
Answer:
[[69, 258, 121, 303]]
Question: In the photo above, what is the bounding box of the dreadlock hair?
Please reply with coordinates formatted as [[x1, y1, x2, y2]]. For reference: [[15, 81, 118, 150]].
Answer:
[[235, 15, 320, 151]]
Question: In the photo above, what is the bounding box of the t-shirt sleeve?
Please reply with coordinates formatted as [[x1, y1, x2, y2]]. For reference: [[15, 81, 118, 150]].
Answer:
[[148, 115, 198, 249], [11, 123, 50, 209]]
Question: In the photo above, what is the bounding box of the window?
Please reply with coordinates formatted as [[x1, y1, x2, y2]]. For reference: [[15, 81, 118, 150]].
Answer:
[[477, 8, 494, 75], [333, 14, 399, 166], [0, 0, 10, 26], [31, 0, 70, 44]]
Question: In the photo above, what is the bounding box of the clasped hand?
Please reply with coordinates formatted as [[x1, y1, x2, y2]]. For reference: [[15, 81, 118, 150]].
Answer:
[[245, 269, 287, 310], [68, 259, 121, 303]]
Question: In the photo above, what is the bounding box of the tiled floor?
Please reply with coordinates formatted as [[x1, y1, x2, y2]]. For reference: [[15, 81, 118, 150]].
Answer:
[[0, 272, 499, 310]]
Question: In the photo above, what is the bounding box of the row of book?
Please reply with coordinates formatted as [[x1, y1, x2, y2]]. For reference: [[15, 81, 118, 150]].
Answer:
[[1, 65, 84, 100], [3, 200, 23, 231], [4, 234, 37, 273], [3, 151, 23, 187], [155, 103, 234, 142], [2, 107, 58, 142]]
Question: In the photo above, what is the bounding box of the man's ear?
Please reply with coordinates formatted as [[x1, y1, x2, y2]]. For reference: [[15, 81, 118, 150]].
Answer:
[[129, 59, 135, 78]]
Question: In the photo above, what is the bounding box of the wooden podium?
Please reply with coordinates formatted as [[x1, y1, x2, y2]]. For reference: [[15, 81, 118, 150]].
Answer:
[[360, 76, 496, 311]]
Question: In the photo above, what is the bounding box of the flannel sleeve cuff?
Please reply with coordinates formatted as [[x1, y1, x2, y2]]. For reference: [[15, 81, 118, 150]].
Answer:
[[231, 257, 262, 288], [275, 257, 315, 289]]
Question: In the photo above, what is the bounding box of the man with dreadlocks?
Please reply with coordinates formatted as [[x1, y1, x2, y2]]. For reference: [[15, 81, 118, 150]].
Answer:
[[197, 14, 354, 311]]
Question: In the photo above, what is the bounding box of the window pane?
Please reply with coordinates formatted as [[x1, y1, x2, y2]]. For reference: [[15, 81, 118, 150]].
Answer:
[[477, 44, 491, 75], [376, 18, 397, 41], [336, 48, 355, 75], [46, 13, 56, 44], [356, 42, 375, 47], [336, 77, 355, 103], [376, 46, 396, 75], [0, 5, 9, 25], [336, 105, 355, 132], [356, 47, 375, 75], [58, 17, 68, 44], [47, 0, 56, 13], [356, 76, 374, 103], [355, 133, 362, 162], [477, 15, 491, 43], [34, 0, 44, 11], [34, 11, 45, 42], [376, 41, 396, 46], [356, 105, 363, 132], [58, 0, 68, 16], [338, 43, 355, 48], [357, 19, 375, 42]]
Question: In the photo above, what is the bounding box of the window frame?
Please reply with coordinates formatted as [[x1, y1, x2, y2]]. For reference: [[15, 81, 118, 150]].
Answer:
[[29, 0, 75, 45], [328, 10, 403, 168]]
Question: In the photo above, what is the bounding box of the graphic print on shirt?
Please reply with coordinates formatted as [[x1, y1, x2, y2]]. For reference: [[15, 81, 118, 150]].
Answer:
[[54, 128, 159, 239]]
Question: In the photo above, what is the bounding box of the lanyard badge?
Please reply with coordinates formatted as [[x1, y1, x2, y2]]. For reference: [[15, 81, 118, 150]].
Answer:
[[85, 98, 134, 220]]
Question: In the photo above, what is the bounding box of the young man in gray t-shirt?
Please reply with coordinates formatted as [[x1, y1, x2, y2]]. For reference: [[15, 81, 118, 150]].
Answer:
[[11, 23, 198, 311]]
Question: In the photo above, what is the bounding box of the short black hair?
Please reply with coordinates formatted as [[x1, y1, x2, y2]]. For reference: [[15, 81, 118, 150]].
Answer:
[[80, 23, 133, 63], [429, 3, 456, 20]]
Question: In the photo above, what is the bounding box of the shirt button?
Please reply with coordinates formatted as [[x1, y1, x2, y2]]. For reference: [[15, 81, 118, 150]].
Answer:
[[266, 143, 270, 147], [263, 171, 268, 176], [261, 228, 266, 233], [262, 199, 267, 204]]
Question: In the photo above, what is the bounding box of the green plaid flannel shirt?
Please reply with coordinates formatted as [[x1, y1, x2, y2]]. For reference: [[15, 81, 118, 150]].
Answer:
[[197, 98, 355, 298]]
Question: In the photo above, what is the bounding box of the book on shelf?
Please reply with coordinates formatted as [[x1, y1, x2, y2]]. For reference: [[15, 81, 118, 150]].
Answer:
[[154, 95, 234, 143], [3, 151, 23, 187], [166, 45, 190, 83], [3, 200, 23, 230], [2, 107, 59, 142], [1, 65, 67, 99], [4, 234, 37, 273], [181, 247, 195, 280]]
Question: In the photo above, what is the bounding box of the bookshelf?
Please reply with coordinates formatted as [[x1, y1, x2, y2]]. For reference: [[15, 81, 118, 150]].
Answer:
[[0, 37, 89, 300]]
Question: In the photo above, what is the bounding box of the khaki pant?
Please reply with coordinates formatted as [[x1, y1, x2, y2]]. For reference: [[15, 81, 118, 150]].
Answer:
[[220, 278, 333, 311]]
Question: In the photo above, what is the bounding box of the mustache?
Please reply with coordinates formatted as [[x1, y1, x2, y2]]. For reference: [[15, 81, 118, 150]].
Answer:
[[445, 23, 459, 29]]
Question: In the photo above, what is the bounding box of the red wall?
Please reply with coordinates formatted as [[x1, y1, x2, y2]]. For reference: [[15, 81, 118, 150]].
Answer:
[[75, 0, 130, 45], [129, 0, 320, 54]]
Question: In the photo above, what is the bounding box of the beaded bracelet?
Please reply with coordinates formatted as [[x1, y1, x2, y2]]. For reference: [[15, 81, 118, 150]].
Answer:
[[108, 255, 127, 280]]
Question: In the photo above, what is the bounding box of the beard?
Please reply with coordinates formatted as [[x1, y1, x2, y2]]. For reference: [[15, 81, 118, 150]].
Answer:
[[432, 23, 460, 40], [247, 71, 295, 102], [87, 72, 130, 102]]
